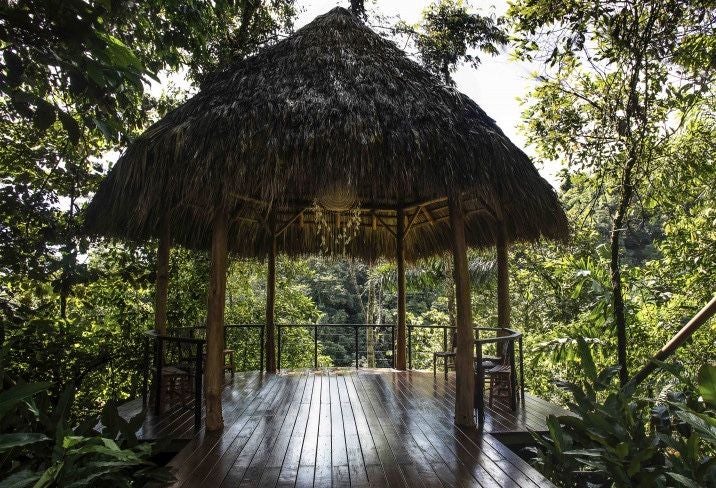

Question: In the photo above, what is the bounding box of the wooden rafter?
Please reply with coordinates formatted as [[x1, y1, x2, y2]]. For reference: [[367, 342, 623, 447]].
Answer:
[[374, 213, 397, 238], [421, 206, 435, 225], [275, 208, 308, 237], [405, 206, 422, 235]]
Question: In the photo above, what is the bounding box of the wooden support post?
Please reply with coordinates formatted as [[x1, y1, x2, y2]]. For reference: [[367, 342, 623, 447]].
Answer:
[[205, 209, 228, 431], [154, 218, 171, 335], [265, 225, 277, 374], [448, 194, 477, 428], [496, 221, 510, 356], [396, 207, 407, 370]]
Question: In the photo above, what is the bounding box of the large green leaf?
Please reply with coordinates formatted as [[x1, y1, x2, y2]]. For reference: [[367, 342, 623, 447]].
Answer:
[[0, 382, 51, 418], [666, 472, 702, 488], [676, 411, 716, 446], [0, 470, 41, 488], [576, 336, 597, 382], [0, 433, 50, 452], [698, 364, 716, 406], [96, 33, 143, 70], [32, 461, 63, 488]]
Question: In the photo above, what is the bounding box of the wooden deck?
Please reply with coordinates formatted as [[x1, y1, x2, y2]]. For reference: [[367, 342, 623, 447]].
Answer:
[[126, 369, 568, 487]]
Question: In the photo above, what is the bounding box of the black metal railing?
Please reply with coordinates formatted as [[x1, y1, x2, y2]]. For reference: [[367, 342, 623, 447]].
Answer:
[[143, 331, 205, 431], [160, 324, 522, 382], [166, 323, 396, 371], [277, 324, 396, 370], [170, 324, 264, 373], [146, 323, 525, 426]]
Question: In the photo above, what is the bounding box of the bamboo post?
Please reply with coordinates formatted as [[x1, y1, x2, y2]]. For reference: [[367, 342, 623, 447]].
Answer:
[[627, 295, 716, 389], [396, 207, 407, 370], [265, 224, 277, 374], [496, 221, 510, 356], [154, 218, 171, 335], [448, 193, 477, 428], [205, 208, 228, 431]]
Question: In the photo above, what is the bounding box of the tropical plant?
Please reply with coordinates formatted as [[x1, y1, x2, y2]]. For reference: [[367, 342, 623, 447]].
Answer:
[[530, 338, 716, 487], [0, 369, 172, 487]]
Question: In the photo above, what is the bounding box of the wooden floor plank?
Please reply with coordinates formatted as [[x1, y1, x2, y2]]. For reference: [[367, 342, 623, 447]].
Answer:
[[397, 372, 542, 488], [337, 375, 370, 487], [161, 369, 561, 488]]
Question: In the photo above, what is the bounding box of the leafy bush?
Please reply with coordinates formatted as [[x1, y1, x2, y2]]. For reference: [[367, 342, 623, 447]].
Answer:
[[0, 366, 172, 487], [530, 338, 716, 487]]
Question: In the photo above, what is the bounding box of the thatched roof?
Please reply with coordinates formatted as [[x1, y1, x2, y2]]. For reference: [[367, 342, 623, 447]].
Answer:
[[86, 7, 568, 261]]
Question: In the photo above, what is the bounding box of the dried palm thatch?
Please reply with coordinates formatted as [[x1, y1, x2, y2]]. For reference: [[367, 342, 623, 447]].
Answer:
[[86, 7, 568, 261]]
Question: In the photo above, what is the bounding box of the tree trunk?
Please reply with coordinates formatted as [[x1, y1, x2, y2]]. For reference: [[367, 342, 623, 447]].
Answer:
[[205, 209, 228, 431], [154, 218, 171, 335], [609, 3, 656, 386], [610, 179, 633, 386], [448, 194, 477, 427], [350, 0, 365, 18], [396, 207, 407, 370], [265, 230, 277, 374]]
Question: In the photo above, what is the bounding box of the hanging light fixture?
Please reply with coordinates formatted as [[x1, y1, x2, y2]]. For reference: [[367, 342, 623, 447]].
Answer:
[[312, 184, 362, 254]]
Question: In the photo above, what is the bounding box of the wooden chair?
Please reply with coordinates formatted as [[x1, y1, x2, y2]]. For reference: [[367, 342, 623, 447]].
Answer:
[[223, 348, 236, 376], [484, 339, 515, 408], [433, 330, 457, 379], [434, 330, 502, 380], [160, 366, 194, 410]]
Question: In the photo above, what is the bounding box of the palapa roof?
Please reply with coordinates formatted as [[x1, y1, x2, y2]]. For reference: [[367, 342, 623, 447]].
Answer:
[[86, 7, 568, 261]]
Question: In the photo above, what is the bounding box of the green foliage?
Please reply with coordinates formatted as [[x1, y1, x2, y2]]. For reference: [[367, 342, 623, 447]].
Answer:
[[1, 0, 297, 430], [1, 1, 715, 486], [396, 0, 507, 84], [530, 344, 716, 487], [509, 0, 716, 384], [0, 371, 172, 487], [1, 0, 296, 143]]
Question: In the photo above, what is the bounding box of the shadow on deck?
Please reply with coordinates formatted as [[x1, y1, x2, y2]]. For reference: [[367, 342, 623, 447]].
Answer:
[[121, 369, 569, 487]]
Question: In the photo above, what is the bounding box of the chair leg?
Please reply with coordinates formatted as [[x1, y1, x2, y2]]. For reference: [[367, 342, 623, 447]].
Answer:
[[488, 376, 494, 408]]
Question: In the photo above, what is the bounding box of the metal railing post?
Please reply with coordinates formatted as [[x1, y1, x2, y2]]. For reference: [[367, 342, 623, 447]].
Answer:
[[391, 324, 395, 368], [475, 340, 485, 424], [314, 325, 318, 369], [509, 338, 517, 410], [142, 335, 149, 409], [277, 325, 282, 372], [194, 342, 203, 431], [354, 324, 359, 369], [443, 325, 448, 377], [259, 325, 265, 374], [407, 325, 412, 370], [519, 335, 525, 402], [153, 335, 163, 416]]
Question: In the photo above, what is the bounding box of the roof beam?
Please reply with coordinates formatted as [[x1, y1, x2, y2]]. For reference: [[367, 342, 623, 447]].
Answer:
[[405, 206, 422, 235], [374, 213, 396, 238]]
